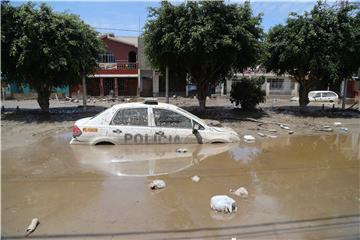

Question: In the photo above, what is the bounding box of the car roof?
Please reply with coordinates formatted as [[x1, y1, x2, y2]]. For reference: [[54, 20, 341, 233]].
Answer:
[[111, 102, 180, 110]]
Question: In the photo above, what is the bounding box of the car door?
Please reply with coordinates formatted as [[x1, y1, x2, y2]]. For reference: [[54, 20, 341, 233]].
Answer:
[[151, 108, 198, 144], [108, 107, 154, 144]]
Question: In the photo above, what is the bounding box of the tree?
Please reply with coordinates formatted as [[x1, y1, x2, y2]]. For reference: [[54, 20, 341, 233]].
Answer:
[[1, 2, 104, 112], [264, 1, 360, 107], [230, 77, 266, 110], [143, 1, 263, 108]]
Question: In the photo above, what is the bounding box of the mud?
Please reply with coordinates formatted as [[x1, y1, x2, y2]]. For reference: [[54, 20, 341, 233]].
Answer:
[[2, 127, 359, 239]]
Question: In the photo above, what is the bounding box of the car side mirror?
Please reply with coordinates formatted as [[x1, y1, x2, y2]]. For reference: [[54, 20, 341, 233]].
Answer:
[[192, 124, 199, 134]]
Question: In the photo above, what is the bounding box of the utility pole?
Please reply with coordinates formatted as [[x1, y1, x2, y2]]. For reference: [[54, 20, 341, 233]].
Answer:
[[166, 65, 169, 103], [82, 76, 87, 111], [342, 78, 347, 110]]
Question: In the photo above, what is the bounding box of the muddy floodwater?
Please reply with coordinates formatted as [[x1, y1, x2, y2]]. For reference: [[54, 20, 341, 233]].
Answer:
[[2, 129, 360, 239]]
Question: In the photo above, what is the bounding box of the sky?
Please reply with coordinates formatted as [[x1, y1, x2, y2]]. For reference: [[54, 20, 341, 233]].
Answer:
[[12, 1, 326, 36]]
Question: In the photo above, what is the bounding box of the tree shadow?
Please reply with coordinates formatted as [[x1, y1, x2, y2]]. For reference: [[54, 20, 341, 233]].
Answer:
[[1, 106, 106, 123], [266, 105, 360, 119]]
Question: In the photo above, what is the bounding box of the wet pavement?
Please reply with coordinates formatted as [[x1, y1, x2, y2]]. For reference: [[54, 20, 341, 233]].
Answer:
[[2, 128, 360, 239]]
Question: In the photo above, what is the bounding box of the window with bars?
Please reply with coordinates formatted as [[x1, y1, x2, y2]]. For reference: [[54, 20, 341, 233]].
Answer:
[[98, 52, 116, 63], [269, 78, 284, 90]]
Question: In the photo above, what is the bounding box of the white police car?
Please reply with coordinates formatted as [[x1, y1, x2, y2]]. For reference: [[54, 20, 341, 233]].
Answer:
[[70, 99, 240, 145]]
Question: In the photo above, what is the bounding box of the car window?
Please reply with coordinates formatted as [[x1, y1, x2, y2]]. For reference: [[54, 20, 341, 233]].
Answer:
[[314, 93, 321, 98], [111, 108, 148, 126], [193, 120, 205, 130], [153, 108, 192, 129]]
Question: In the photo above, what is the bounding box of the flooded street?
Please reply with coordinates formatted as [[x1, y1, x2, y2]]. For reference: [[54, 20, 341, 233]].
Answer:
[[2, 129, 360, 239]]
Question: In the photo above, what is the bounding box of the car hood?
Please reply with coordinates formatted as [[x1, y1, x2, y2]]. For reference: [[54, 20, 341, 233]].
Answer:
[[212, 126, 238, 135]]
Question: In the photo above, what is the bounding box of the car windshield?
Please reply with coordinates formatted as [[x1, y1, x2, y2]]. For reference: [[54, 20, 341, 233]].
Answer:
[[176, 107, 206, 126]]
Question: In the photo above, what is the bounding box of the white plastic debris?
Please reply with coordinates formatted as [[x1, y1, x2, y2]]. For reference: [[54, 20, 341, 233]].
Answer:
[[243, 135, 255, 142], [26, 218, 39, 236], [265, 134, 277, 138], [210, 195, 237, 214], [322, 126, 333, 132], [340, 127, 348, 132], [149, 179, 166, 190], [176, 148, 188, 153], [334, 122, 342, 127], [191, 176, 200, 182], [257, 132, 266, 137], [268, 129, 277, 133], [280, 124, 290, 130], [231, 187, 249, 198]]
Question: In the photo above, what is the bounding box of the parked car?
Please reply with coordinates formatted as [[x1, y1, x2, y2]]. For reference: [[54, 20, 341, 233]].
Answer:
[[290, 91, 339, 102], [70, 99, 240, 145]]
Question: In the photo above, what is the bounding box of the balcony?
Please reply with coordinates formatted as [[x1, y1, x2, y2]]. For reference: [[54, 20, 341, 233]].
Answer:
[[98, 61, 138, 70], [96, 61, 138, 76]]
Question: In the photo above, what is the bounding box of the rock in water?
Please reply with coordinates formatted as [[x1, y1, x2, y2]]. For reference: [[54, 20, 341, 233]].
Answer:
[[280, 124, 290, 130], [231, 187, 249, 198], [257, 132, 266, 137], [191, 176, 200, 182], [210, 195, 237, 213], [243, 135, 255, 142], [149, 179, 166, 190], [334, 122, 342, 127]]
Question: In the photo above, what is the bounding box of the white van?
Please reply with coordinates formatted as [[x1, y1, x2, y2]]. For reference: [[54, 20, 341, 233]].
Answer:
[[308, 91, 339, 102], [291, 91, 339, 102]]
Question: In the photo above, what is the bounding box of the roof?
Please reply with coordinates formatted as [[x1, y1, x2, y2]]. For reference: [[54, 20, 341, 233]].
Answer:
[[101, 34, 138, 47]]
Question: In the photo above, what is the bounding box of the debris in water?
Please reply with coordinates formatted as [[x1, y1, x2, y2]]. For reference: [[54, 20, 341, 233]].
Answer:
[[230, 187, 249, 198], [334, 122, 342, 127], [25, 218, 39, 236], [268, 129, 277, 133], [280, 124, 290, 130], [321, 126, 333, 132], [340, 127, 348, 132], [288, 131, 294, 135], [265, 134, 277, 138], [243, 135, 255, 142], [257, 132, 266, 137], [149, 179, 166, 190], [210, 195, 237, 214], [176, 148, 188, 153], [191, 176, 200, 182]]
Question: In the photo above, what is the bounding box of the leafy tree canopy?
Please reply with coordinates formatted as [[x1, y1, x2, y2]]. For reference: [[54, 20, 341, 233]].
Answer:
[[143, 1, 263, 108], [1, 1, 104, 112], [264, 1, 360, 107]]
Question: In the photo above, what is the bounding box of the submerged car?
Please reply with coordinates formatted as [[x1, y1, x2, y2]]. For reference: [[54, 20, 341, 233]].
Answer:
[[290, 91, 339, 102], [70, 99, 240, 145]]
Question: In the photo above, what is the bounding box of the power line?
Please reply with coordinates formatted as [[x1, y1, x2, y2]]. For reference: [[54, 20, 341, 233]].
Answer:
[[93, 27, 142, 32]]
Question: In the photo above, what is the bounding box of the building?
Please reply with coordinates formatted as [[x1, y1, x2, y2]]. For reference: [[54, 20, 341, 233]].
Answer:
[[70, 34, 160, 98], [225, 67, 298, 98]]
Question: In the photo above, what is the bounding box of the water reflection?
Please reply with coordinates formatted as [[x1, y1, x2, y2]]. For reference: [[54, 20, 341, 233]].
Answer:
[[70, 143, 236, 176]]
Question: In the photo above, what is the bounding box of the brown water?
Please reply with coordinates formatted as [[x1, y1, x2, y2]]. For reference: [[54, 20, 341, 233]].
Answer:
[[2, 131, 359, 239]]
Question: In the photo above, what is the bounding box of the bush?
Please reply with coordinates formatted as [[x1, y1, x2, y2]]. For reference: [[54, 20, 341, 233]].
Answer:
[[230, 77, 266, 110]]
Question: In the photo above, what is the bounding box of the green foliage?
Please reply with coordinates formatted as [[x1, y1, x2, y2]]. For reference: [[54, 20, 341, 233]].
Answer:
[[230, 77, 265, 110], [263, 1, 360, 107], [1, 2, 104, 111], [143, 1, 263, 108]]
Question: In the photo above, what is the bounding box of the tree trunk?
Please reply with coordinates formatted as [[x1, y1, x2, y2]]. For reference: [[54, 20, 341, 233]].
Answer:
[[37, 87, 51, 113], [298, 81, 310, 107], [197, 82, 209, 109]]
